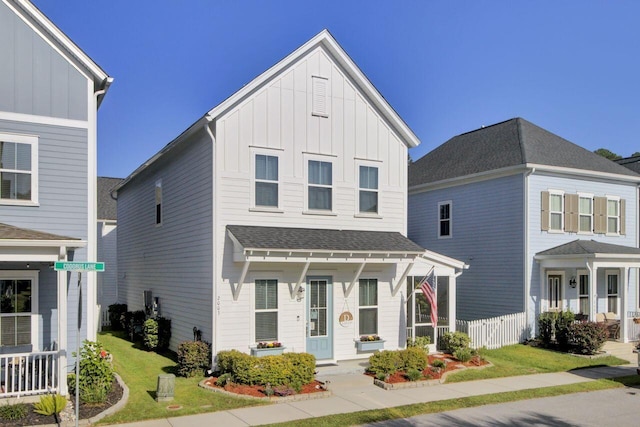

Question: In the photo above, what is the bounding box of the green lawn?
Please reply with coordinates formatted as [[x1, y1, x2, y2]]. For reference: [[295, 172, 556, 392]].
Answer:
[[97, 331, 263, 424], [445, 344, 629, 383]]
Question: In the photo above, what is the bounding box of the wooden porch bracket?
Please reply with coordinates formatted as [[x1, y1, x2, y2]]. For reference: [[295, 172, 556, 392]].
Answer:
[[232, 260, 251, 301], [291, 261, 311, 299], [344, 262, 366, 298], [391, 262, 414, 297]]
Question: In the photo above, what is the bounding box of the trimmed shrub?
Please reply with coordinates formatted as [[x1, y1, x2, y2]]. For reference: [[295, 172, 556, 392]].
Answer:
[[143, 318, 159, 350], [283, 352, 316, 385], [177, 341, 211, 377], [107, 304, 127, 331], [405, 368, 422, 381], [440, 331, 471, 354], [453, 347, 473, 363], [157, 316, 172, 350], [556, 310, 575, 350], [127, 310, 146, 341], [537, 311, 558, 346], [368, 350, 402, 376], [399, 347, 428, 372], [406, 336, 431, 353], [0, 403, 28, 421], [569, 321, 608, 355]]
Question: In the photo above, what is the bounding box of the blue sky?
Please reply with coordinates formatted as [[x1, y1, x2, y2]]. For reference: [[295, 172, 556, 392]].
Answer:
[[33, 0, 640, 178]]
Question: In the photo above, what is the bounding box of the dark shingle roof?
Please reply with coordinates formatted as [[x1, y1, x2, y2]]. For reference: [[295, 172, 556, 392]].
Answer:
[[615, 156, 640, 174], [0, 223, 79, 241], [227, 225, 424, 253], [409, 118, 640, 186], [536, 240, 640, 257], [97, 177, 121, 220]]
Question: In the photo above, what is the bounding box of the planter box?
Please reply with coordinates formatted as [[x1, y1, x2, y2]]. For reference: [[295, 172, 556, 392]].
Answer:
[[356, 340, 385, 352], [251, 346, 285, 357]]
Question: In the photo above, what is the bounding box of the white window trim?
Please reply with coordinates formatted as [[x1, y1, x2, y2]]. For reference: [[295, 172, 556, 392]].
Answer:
[[250, 148, 283, 213], [357, 278, 379, 336], [304, 154, 334, 215], [155, 179, 162, 226], [605, 195, 621, 236], [605, 269, 620, 315], [548, 190, 564, 233], [355, 160, 382, 218], [546, 271, 564, 312], [251, 276, 280, 344], [437, 200, 452, 239], [577, 193, 594, 235], [0, 270, 39, 351], [0, 133, 39, 206]]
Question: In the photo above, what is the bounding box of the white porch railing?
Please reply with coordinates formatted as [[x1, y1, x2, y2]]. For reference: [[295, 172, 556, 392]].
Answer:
[[627, 311, 640, 342], [456, 312, 528, 350], [0, 351, 59, 398], [101, 307, 111, 327]]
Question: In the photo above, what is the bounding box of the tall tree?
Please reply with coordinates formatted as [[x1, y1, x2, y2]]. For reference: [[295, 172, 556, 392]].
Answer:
[[594, 148, 622, 160]]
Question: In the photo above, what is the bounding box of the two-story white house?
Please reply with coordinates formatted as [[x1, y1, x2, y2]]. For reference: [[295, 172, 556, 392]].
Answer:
[[408, 118, 640, 342], [0, 0, 111, 396], [113, 30, 466, 363]]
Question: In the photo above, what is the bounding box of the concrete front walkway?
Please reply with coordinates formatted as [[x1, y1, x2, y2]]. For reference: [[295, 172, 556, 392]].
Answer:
[[108, 344, 638, 427]]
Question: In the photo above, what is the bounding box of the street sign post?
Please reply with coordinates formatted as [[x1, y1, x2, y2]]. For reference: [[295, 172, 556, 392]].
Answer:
[[54, 261, 105, 272]]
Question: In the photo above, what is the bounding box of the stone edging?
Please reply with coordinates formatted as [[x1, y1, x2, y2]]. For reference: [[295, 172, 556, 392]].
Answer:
[[198, 379, 332, 403], [373, 362, 493, 390]]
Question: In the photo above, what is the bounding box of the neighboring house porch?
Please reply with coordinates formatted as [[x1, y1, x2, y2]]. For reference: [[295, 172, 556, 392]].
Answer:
[[535, 239, 640, 343], [0, 223, 84, 397]]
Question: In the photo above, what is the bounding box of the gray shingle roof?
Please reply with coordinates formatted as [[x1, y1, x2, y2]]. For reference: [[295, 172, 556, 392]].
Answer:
[[536, 239, 640, 256], [0, 223, 79, 241], [409, 118, 640, 186], [227, 225, 425, 253], [97, 177, 121, 220], [615, 156, 640, 174]]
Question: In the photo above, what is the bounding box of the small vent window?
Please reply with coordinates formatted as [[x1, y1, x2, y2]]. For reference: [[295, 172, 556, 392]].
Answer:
[[312, 76, 328, 117]]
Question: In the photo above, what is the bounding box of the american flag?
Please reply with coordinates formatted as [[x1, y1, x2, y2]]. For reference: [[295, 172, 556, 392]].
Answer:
[[419, 270, 437, 325]]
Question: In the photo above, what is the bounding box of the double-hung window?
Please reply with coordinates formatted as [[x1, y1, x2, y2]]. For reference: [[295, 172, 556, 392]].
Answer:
[[255, 154, 278, 208], [359, 279, 378, 335], [578, 195, 593, 233], [549, 192, 563, 231], [308, 160, 332, 211], [607, 272, 619, 315], [255, 279, 278, 342], [0, 272, 37, 349], [359, 166, 378, 214], [438, 201, 451, 238], [578, 274, 589, 315], [0, 134, 38, 204], [607, 199, 620, 234]]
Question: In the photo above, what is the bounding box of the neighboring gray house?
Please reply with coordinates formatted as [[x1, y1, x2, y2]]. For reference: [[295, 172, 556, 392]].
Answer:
[[97, 177, 120, 328], [616, 156, 640, 175], [113, 30, 466, 362], [408, 118, 640, 342], [0, 0, 111, 397]]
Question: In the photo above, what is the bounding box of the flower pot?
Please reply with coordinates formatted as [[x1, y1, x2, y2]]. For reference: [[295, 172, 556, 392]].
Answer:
[[355, 340, 385, 352], [251, 346, 285, 357]]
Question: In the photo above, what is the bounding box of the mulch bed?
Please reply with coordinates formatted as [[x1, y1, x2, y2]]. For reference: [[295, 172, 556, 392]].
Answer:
[[368, 354, 489, 384], [1, 379, 123, 427], [203, 377, 326, 398]]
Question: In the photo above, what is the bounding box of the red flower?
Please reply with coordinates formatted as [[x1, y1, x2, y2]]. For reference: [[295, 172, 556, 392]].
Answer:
[[100, 350, 107, 358]]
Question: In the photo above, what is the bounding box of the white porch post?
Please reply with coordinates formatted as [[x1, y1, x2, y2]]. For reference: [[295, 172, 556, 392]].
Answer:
[[588, 263, 597, 322], [621, 267, 629, 343], [448, 274, 456, 333], [57, 267, 68, 395]]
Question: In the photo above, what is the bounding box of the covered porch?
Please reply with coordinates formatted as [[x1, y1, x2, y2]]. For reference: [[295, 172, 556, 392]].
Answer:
[[535, 239, 640, 343], [0, 223, 84, 397]]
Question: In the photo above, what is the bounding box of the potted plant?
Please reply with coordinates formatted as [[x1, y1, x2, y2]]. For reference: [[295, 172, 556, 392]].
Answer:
[[355, 335, 385, 351], [250, 341, 285, 357]]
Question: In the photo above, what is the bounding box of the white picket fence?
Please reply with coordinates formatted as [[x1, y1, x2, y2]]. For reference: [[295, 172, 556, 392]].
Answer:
[[627, 311, 640, 342], [456, 312, 529, 350]]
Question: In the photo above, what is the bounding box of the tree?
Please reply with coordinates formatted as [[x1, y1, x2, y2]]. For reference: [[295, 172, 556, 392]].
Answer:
[[593, 148, 621, 160], [632, 152, 640, 157]]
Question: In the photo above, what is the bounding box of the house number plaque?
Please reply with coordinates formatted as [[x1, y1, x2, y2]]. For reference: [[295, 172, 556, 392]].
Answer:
[[339, 311, 353, 327]]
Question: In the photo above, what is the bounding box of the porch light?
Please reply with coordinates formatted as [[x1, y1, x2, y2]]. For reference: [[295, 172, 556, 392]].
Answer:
[[296, 286, 305, 302], [569, 276, 577, 288]]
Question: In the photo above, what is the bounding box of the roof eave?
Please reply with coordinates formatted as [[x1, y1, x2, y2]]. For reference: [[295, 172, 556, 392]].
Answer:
[[527, 164, 640, 184], [0, 239, 87, 249]]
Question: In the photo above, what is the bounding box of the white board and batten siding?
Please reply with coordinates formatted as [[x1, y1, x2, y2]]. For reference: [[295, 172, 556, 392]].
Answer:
[[117, 130, 214, 348], [408, 173, 526, 321]]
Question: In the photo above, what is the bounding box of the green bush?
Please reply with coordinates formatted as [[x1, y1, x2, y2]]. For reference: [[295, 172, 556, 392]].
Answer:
[[34, 394, 67, 416], [177, 341, 211, 377], [216, 373, 233, 387], [157, 316, 172, 350], [71, 340, 114, 403], [537, 311, 558, 346], [406, 336, 431, 353], [0, 403, 28, 420], [127, 310, 146, 341], [405, 368, 422, 381], [453, 347, 473, 363], [440, 331, 471, 354], [431, 359, 446, 369], [283, 352, 316, 385], [556, 310, 575, 350], [368, 350, 402, 376], [215, 350, 247, 374], [108, 303, 127, 331], [569, 321, 608, 354], [399, 347, 428, 371], [143, 318, 159, 350]]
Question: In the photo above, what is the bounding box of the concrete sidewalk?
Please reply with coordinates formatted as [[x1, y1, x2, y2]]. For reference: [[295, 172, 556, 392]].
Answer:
[[112, 357, 638, 427]]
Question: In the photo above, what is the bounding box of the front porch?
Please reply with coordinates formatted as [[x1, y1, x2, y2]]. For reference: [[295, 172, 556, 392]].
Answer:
[[1, 351, 58, 397]]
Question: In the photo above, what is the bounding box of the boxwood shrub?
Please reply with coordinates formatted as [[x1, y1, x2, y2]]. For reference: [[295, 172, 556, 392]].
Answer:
[[177, 341, 211, 377]]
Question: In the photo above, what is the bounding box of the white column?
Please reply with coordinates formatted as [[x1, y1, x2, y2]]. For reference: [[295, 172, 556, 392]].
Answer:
[[588, 264, 597, 322], [621, 267, 629, 343], [57, 268, 68, 395], [448, 274, 456, 333]]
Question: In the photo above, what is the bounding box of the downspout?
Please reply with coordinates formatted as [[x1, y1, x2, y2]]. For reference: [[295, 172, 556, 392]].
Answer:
[[204, 119, 217, 368], [523, 167, 535, 337]]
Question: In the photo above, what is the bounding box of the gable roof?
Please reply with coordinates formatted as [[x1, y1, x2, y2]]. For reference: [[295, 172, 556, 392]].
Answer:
[[7, 0, 112, 103], [615, 155, 640, 174], [0, 222, 82, 245], [535, 239, 640, 257], [409, 118, 640, 188], [97, 177, 121, 221], [227, 225, 425, 254], [113, 30, 418, 194]]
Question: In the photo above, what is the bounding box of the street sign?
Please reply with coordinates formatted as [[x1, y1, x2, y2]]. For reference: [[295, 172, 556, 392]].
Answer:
[[54, 261, 105, 272]]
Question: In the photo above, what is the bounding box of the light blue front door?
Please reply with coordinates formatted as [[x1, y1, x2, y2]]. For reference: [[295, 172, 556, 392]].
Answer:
[[306, 277, 333, 360]]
